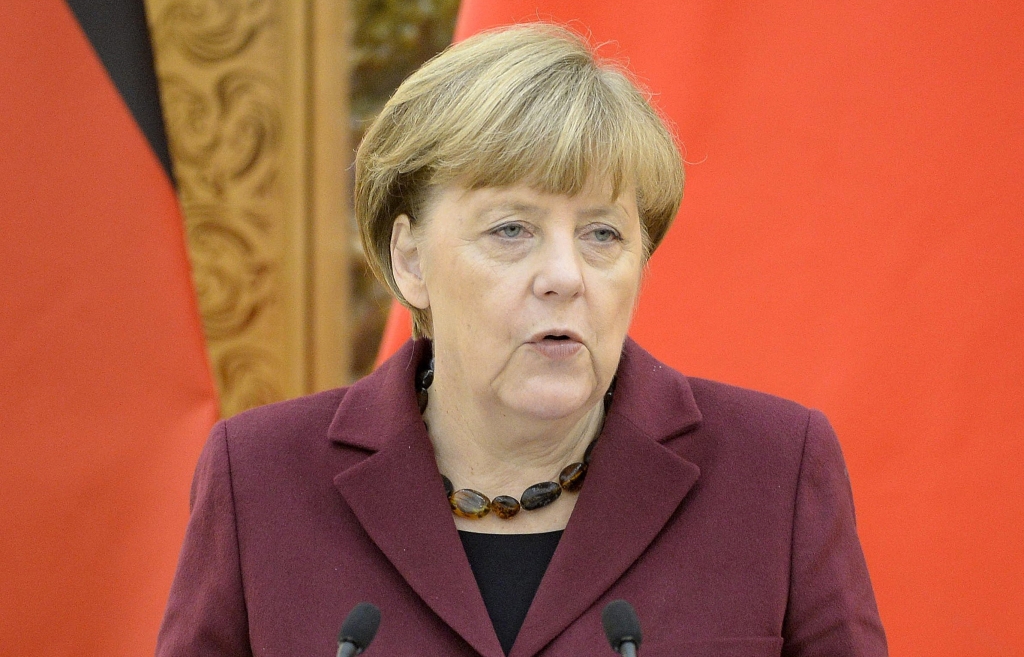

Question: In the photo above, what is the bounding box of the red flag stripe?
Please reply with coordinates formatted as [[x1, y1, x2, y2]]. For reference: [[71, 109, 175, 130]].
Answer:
[[0, 1, 218, 655]]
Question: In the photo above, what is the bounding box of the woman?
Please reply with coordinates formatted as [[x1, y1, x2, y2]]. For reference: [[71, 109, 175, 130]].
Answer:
[[157, 24, 887, 657]]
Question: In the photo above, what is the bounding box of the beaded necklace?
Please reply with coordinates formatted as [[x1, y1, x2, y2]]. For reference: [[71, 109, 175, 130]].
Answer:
[[416, 357, 614, 520]]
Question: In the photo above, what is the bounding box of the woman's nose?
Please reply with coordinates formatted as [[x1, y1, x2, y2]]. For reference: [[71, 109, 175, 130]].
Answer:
[[532, 232, 585, 299]]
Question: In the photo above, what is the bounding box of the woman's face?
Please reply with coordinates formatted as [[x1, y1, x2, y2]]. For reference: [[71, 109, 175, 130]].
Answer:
[[392, 180, 646, 421]]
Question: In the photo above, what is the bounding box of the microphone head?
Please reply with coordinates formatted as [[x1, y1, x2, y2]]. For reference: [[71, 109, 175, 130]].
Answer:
[[338, 602, 381, 652], [602, 599, 642, 651]]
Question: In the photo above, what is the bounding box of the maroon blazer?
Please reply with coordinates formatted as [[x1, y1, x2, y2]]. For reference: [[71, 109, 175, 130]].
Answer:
[[156, 338, 886, 657]]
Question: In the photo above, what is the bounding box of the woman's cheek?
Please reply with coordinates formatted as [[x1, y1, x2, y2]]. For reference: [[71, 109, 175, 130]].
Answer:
[[478, 235, 532, 263], [579, 241, 624, 267]]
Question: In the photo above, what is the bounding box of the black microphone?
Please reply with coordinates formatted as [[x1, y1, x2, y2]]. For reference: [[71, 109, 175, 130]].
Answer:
[[336, 602, 381, 657], [602, 599, 642, 657]]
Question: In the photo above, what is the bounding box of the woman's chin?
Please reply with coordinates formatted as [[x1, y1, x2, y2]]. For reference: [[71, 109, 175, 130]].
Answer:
[[499, 383, 596, 422]]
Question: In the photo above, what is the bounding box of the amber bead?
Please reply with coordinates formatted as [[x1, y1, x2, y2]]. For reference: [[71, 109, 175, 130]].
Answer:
[[583, 437, 598, 464], [417, 388, 429, 413], [520, 481, 561, 510], [558, 462, 587, 492], [489, 495, 521, 519], [442, 475, 454, 498], [451, 489, 490, 518]]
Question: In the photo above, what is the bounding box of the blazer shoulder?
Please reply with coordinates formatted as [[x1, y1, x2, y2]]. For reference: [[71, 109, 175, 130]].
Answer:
[[219, 387, 349, 453], [684, 376, 819, 456], [687, 375, 810, 417]]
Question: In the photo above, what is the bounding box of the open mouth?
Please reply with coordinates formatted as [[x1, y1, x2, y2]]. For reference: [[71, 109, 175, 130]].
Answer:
[[529, 329, 582, 343], [529, 332, 583, 359]]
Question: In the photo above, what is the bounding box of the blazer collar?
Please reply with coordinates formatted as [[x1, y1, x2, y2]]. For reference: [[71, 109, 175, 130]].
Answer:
[[329, 337, 703, 657], [327, 337, 428, 451], [330, 339, 503, 655]]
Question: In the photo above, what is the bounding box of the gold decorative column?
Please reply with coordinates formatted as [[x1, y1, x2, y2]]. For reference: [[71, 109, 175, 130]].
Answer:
[[146, 0, 351, 416]]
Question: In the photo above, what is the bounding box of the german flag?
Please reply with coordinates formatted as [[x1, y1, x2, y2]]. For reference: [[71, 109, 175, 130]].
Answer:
[[0, 1, 217, 654]]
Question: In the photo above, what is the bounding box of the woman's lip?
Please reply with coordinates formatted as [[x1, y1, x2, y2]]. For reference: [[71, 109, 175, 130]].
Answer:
[[528, 336, 584, 360], [527, 329, 584, 343]]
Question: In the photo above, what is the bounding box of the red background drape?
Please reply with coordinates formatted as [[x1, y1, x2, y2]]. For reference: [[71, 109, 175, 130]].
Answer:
[[378, 1, 1024, 654]]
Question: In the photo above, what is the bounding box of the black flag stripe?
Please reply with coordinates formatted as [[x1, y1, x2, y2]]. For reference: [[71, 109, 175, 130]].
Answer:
[[64, 0, 174, 180]]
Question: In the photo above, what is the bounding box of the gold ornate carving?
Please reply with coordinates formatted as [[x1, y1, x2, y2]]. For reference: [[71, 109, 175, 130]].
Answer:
[[184, 211, 272, 341], [216, 346, 282, 411], [148, 0, 458, 412], [148, 0, 292, 416], [159, 71, 280, 201], [157, 0, 272, 64]]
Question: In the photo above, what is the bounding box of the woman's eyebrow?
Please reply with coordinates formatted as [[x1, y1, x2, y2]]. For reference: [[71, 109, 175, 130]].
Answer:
[[577, 204, 626, 220], [477, 201, 545, 220]]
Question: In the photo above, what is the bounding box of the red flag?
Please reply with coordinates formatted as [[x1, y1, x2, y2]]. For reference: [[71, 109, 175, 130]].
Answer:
[[0, 1, 218, 654], [378, 2, 1024, 655]]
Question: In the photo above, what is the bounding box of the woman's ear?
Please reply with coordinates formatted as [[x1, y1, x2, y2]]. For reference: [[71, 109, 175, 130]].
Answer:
[[390, 214, 429, 309]]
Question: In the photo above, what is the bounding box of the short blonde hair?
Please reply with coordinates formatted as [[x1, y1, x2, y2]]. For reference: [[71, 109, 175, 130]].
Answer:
[[355, 23, 684, 337]]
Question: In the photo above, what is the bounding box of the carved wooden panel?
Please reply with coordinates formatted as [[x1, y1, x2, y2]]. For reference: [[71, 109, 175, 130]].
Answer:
[[147, 0, 350, 417], [146, 0, 457, 414]]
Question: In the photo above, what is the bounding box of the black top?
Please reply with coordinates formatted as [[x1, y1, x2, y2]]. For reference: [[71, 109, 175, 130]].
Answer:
[[458, 530, 563, 655]]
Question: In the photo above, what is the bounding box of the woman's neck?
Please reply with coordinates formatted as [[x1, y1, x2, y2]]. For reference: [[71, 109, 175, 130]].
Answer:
[[423, 376, 605, 534]]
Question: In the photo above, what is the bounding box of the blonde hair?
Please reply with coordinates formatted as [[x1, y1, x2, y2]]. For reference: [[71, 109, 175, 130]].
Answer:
[[355, 23, 684, 337]]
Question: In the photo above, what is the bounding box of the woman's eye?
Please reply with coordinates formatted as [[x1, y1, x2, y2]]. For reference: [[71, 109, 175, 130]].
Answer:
[[497, 224, 525, 238], [591, 227, 620, 242]]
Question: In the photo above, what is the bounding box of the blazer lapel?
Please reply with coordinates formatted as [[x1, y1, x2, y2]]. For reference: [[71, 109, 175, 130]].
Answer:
[[329, 340, 504, 657], [510, 339, 704, 657]]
